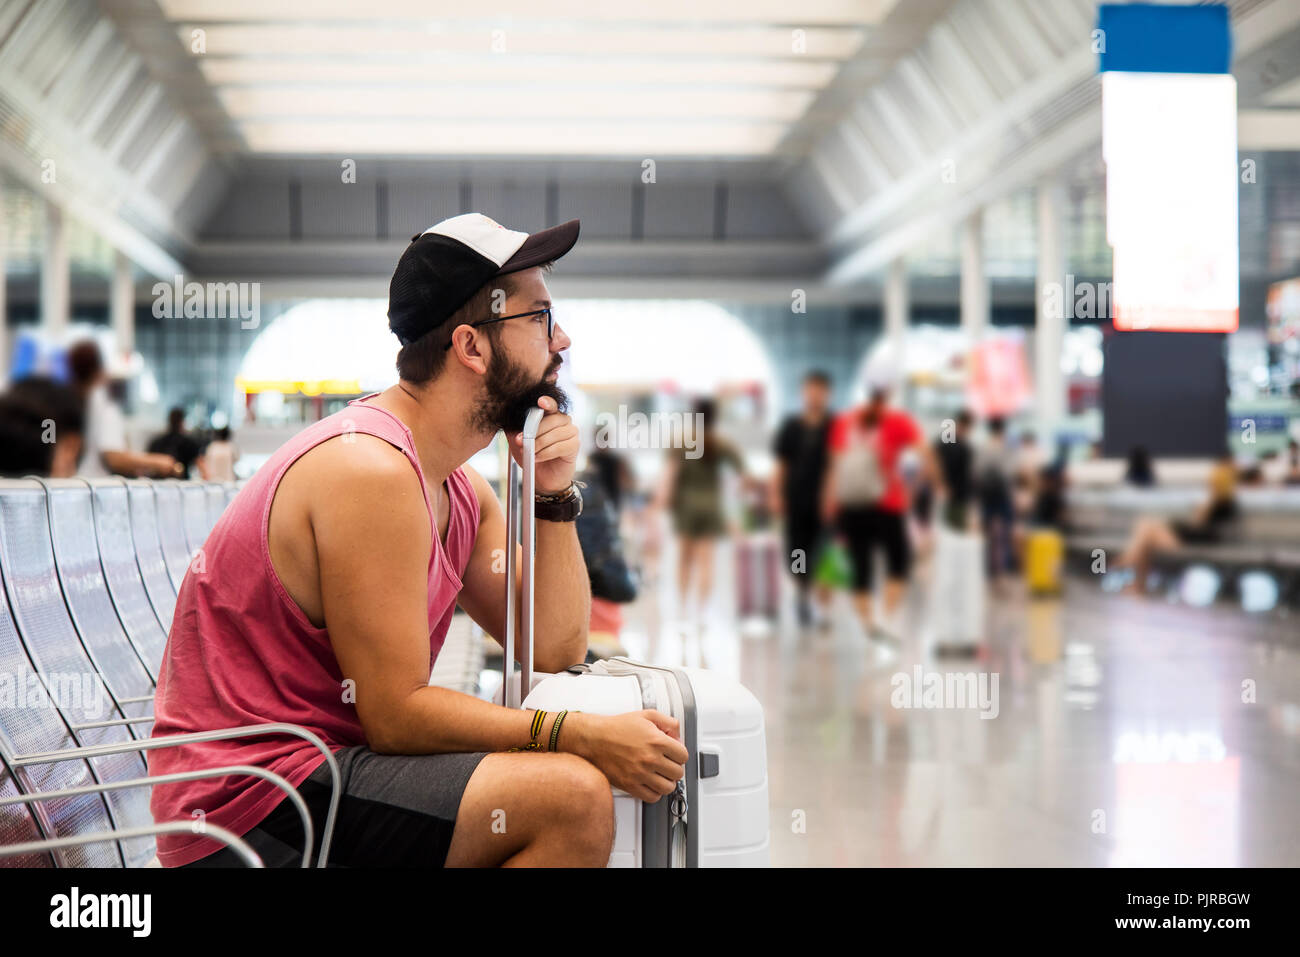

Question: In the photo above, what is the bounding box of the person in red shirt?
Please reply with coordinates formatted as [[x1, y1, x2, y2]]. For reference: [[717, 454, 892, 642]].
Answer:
[[821, 370, 940, 640]]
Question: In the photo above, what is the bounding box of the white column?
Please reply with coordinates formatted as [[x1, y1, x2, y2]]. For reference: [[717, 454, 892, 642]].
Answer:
[[111, 250, 135, 357], [884, 256, 908, 375], [41, 200, 69, 340], [959, 209, 987, 359], [1035, 176, 1067, 440]]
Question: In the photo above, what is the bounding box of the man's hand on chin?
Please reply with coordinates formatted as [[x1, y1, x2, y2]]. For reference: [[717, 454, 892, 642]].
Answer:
[[507, 396, 580, 494]]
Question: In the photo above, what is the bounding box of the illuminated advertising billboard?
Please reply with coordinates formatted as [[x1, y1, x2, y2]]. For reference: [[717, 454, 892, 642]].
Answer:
[[1099, 4, 1238, 333]]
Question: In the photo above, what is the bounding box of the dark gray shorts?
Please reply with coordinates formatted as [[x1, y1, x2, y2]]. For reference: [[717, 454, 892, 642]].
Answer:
[[183, 745, 490, 868]]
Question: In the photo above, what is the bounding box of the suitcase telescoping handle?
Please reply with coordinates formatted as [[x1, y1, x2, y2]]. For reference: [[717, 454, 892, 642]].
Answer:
[[503, 405, 546, 709]]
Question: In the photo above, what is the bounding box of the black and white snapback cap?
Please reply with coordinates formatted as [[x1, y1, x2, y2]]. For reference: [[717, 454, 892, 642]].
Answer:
[[388, 212, 580, 346]]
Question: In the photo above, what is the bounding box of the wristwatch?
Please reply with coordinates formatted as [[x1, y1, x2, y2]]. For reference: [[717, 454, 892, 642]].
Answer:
[[534, 482, 583, 523]]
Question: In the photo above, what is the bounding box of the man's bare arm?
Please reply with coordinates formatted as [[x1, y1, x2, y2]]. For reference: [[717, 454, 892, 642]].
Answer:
[[308, 438, 683, 799], [456, 464, 589, 674], [309, 442, 543, 753]]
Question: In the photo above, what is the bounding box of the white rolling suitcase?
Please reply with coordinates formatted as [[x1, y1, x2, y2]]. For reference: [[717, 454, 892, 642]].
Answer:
[[927, 525, 986, 654], [501, 408, 770, 867]]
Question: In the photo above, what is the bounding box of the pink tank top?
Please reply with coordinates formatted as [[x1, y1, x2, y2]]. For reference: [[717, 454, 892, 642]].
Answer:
[[148, 397, 481, 867]]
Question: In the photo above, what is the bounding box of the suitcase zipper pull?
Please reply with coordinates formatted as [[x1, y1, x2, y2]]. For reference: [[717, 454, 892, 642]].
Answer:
[[670, 779, 688, 823], [668, 779, 688, 868]]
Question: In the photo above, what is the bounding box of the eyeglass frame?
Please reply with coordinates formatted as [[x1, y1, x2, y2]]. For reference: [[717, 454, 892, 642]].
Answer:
[[442, 307, 554, 350]]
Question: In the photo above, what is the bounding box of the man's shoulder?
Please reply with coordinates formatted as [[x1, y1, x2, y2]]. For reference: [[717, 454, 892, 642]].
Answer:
[[290, 431, 416, 495]]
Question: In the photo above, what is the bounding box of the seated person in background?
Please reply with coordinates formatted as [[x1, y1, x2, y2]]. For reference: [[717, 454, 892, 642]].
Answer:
[[1239, 461, 1266, 488], [1028, 464, 1068, 530], [66, 340, 181, 478], [148, 407, 202, 478], [1286, 440, 1300, 486], [197, 425, 238, 481], [1114, 455, 1239, 593], [0, 376, 85, 477], [1124, 445, 1155, 488]]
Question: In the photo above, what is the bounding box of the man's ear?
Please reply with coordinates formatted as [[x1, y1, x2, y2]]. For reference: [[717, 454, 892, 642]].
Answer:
[[449, 325, 489, 375]]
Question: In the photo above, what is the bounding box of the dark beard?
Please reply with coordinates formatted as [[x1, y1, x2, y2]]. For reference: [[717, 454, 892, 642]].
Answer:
[[471, 349, 569, 434]]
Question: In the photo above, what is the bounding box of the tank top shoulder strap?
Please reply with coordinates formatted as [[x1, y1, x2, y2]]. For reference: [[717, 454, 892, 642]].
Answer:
[[338, 396, 418, 453]]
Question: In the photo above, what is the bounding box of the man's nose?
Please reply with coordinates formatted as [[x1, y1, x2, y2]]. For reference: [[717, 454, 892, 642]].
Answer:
[[550, 323, 571, 351]]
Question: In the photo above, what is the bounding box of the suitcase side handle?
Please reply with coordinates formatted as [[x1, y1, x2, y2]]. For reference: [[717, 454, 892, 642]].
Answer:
[[503, 406, 545, 708]]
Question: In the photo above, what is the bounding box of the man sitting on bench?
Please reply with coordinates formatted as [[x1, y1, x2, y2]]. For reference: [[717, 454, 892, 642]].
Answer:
[[148, 214, 688, 867]]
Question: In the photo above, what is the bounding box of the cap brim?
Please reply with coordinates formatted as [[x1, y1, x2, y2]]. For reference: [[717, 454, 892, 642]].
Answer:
[[495, 219, 580, 275]]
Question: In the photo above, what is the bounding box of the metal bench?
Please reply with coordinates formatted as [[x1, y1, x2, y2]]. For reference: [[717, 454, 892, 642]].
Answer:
[[86, 479, 170, 681], [0, 546, 128, 867], [151, 481, 192, 596], [125, 480, 178, 631], [1, 750, 54, 867], [0, 479, 155, 866], [0, 478, 340, 868]]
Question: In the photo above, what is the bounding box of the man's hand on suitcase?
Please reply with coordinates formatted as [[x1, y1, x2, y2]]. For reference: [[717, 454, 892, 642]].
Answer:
[[506, 395, 579, 494], [570, 709, 689, 803]]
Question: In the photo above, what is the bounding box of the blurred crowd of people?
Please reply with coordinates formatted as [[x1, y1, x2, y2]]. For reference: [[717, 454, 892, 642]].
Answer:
[[767, 370, 1067, 639], [576, 370, 1073, 648], [0, 339, 239, 481]]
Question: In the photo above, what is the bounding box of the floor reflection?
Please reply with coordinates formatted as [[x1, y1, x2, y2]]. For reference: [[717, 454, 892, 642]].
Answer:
[[618, 532, 1300, 866]]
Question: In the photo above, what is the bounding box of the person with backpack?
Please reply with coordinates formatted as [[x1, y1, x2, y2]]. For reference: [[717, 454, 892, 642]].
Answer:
[[975, 417, 1018, 589], [821, 367, 939, 641], [577, 448, 638, 657]]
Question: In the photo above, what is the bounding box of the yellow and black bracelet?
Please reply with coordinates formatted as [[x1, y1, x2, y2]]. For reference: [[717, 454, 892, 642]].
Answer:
[[508, 710, 548, 753]]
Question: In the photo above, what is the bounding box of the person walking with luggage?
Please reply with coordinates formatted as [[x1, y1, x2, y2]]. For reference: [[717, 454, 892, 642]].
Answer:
[[934, 408, 976, 532], [771, 370, 835, 628], [975, 417, 1018, 592], [822, 366, 939, 642], [659, 397, 747, 627]]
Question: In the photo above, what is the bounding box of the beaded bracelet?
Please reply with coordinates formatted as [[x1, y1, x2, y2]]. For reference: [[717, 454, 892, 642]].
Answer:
[[548, 710, 569, 753]]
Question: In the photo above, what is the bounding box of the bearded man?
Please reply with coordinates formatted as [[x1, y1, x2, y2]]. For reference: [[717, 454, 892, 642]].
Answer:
[[149, 214, 687, 868]]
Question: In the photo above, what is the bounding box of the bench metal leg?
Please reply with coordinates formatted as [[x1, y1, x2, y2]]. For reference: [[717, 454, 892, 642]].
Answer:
[[0, 764, 314, 868], [10, 722, 340, 868], [0, 821, 263, 867]]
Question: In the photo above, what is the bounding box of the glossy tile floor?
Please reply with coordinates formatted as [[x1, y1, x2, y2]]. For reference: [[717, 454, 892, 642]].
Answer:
[[613, 536, 1300, 867]]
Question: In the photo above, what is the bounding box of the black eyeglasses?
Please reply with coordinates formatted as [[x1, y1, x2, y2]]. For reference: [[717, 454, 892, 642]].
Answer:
[[443, 307, 553, 350]]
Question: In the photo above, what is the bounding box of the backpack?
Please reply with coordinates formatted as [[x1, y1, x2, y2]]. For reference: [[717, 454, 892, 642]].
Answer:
[[576, 473, 638, 603], [833, 423, 886, 506]]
